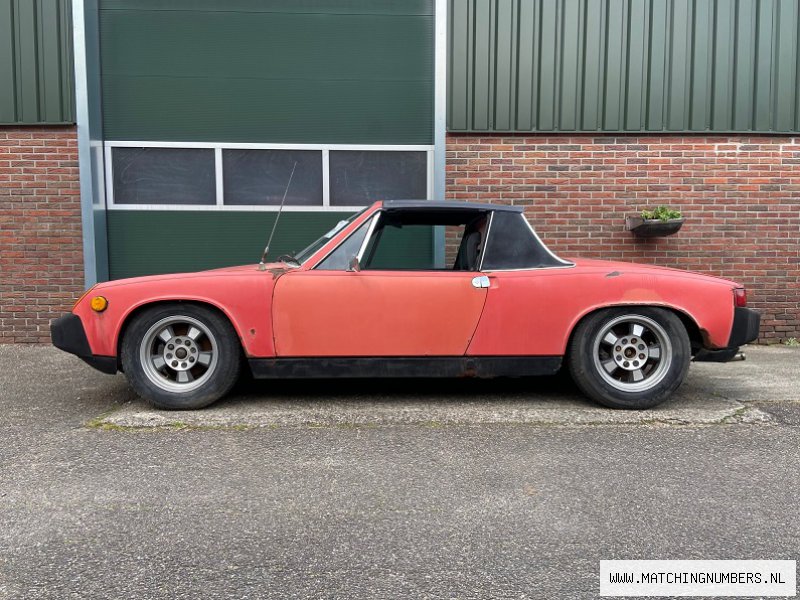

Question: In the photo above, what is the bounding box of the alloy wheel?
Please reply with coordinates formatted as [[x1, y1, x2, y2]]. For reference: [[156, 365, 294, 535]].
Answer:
[[138, 315, 219, 393], [591, 314, 673, 393]]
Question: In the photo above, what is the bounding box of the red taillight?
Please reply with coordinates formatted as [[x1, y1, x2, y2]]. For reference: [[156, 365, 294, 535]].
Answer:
[[734, 288, 747, 307]]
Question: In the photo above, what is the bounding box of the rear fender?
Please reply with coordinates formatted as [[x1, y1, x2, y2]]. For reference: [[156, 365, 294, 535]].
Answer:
[[467, 270, 735, 356]]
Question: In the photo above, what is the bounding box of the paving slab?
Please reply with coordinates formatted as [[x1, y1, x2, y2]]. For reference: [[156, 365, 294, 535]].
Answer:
[[97, 394, 765, 429]]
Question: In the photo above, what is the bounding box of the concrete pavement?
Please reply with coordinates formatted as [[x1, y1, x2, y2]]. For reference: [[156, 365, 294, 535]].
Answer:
[[0, 344, 798, 599]]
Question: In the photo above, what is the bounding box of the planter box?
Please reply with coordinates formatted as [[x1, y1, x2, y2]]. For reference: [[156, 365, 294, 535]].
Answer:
[[626, 216, 685, 238]]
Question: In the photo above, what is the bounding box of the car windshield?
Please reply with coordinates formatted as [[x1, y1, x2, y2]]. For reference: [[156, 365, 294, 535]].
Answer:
[[293, 207, 368, 264]]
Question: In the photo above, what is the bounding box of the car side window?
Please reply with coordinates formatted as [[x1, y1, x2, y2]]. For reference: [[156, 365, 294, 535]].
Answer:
[[315, 218, 372, 270], [360, 210, 488, 271], [451, 216, 488, 271], [363, 223, 440, 270]]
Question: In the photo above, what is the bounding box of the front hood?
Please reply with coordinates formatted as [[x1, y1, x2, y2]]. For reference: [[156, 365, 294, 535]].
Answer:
[[93, 263, 293, 291], [567, 258, 741, 287]]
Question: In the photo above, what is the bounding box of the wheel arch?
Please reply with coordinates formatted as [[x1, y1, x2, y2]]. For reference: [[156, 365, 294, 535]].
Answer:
[[116, 299, 246, 369], [565, 303, 704, 358]]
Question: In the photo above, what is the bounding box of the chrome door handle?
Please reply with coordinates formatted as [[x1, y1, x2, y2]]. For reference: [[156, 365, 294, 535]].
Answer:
[[471, 275, 490, 288]]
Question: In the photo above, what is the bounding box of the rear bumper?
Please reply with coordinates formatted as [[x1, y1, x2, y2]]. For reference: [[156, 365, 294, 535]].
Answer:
[[728, 307, 761, 347], [50, 314, 117, 375], [694, 307, 760, 363]]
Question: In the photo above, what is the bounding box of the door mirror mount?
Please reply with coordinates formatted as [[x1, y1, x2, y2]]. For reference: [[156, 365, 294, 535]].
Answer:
[[348, 255, 361, 272]]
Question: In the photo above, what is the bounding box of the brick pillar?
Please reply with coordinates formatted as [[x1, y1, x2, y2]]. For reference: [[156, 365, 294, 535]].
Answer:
[[0, 126, 84, 343]]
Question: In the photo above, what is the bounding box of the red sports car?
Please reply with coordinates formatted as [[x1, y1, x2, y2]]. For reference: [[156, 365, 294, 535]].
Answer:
[[52, 201, 760, 410]]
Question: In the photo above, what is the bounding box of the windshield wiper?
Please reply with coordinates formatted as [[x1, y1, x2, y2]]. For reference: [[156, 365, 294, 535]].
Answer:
[[276, 254, 301, 266]]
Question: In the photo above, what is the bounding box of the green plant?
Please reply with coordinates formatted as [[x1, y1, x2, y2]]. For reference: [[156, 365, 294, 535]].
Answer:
[[784, 337, 800, 347], [640, 206, 682, 221]]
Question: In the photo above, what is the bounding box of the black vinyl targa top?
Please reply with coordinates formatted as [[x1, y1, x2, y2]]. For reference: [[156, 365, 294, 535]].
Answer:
[[378, 200, 571, 270], [482, 211, 573, 270], [382, 200, 523, 213]]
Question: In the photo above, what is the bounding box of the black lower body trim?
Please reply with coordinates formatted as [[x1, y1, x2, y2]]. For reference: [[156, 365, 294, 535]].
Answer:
[[79, 355, 119, 374], [51, 313, 117, 375], [693, 348, 741, 362], [248, 356, 562, 379]]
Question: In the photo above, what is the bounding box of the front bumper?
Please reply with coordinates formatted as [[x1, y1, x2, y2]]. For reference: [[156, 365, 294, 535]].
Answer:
[[694, 307, 760, 363], [50, 314, 117, 375]]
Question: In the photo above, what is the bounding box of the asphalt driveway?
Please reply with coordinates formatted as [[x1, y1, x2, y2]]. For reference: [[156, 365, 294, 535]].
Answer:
[[0, 344, 798, 599]]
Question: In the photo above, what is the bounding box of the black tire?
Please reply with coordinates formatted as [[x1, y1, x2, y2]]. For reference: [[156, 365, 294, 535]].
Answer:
[[121, 303, 241, 410], [568, 307, 691, 409]]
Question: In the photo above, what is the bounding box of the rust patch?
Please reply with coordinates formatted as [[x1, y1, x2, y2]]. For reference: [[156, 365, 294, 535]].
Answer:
[[699, 327, 714, 348], [460, 359, 478, 378], [255, 265, 289, 278]]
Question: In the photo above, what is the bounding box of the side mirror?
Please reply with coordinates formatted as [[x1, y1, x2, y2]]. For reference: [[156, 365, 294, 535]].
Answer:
[[348, 255, 361, 272]]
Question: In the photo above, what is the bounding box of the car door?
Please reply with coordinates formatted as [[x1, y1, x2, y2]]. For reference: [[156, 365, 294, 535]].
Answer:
[[272, 270, 487, 356], [272, 210, 489, 357]]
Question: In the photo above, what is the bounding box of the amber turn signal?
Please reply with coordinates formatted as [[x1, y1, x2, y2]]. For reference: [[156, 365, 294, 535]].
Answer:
[[90, 296, 108, 312]]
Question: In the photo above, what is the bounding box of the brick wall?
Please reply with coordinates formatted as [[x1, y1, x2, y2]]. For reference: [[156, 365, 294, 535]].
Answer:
[[0, 126, 83, 343], [2, 129, 798, 344], [447, 134, 800, 343]]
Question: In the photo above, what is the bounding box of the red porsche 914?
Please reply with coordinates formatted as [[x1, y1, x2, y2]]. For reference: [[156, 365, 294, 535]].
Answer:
[[51, 201, 760, 410]]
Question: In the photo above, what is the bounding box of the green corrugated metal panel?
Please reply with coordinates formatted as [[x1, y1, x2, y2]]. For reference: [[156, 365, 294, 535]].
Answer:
[[448, 0, 800, 133], [0, 0, 74, 124], [99, 0, 433, 143]]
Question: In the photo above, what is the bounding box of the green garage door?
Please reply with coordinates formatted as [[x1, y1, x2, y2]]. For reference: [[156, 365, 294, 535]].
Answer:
[[100, 0, 434, 279]]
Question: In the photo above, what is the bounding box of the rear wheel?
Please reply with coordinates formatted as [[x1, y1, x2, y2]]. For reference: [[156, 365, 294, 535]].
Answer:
[[121, 304, 241, 410], [568, 307, 690, 409]]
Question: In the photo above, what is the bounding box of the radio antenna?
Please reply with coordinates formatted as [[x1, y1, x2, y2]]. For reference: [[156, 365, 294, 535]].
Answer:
[[258, 160, 297, 271]]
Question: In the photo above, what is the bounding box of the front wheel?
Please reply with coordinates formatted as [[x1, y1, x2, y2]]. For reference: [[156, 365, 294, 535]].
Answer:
[[568, 307, 691, 409], [121, 304, 241, 410]]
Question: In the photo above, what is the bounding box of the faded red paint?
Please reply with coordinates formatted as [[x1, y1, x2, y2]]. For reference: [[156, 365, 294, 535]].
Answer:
[[73, 265, 279, 358], [468, 259, 738, 356], [273, 270, 487, 356], [70, 201, 744, 361]]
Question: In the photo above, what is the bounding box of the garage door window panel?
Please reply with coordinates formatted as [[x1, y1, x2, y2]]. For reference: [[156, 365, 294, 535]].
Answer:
[[222, 149, 322, 206], [329, 151, 427, 206], [112, 147, 216, 205]]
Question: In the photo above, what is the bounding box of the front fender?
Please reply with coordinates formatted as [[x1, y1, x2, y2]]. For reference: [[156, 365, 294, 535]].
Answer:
[[73, 274, 278, 358]]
